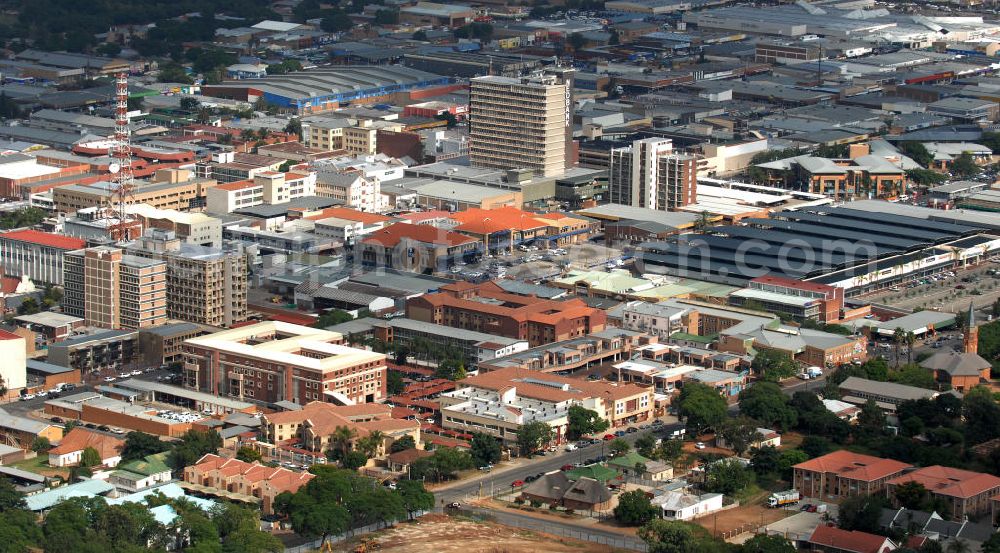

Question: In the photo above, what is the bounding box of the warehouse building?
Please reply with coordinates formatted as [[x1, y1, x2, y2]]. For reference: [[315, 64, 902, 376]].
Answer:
[[201, 66, 452, 114]]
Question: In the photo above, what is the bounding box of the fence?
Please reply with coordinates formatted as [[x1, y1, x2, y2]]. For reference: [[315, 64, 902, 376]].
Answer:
[[283, 511, 429, 553], [458, 508, 649, 552]]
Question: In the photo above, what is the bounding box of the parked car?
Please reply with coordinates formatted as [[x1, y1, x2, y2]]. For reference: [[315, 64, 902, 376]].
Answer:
[[20, 394, 34, 401], [447, 502, 461, 509], [603, 434, 614, 441], [695, 442, 706, 449], [561, 464, 573, 471], [626, 427, 638, 434], [614, 430, 626, 437], [511, 480, 524, 487]]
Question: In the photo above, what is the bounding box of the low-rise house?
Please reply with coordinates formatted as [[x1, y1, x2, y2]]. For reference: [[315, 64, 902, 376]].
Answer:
[[807, 526, 897, 553], [837, 377, 943, 417], [47, 427, 124, 467], [717, 427, 780, 450], [887, 466, 1000, 522], [261, 401, 420, 457], [183, 453, 314, 515], [652, 491, 724, 521], [108, 451, 172, 494], [520, 471, 615, 511], [793, 450, 911, 500], [880, 507, 995, 547], [0, 407, 61, 448], [386, 448, 433, 474]]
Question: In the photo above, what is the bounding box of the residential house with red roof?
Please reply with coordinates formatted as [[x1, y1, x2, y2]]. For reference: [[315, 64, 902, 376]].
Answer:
[[183, 453, 314, 514], [47, 427, 124, 467], [359, 222, 480, 273], [407, 281, 607, 347], [793, 450, 912, 500], [808, 526, 897, 553], [888, 466, 1000, 521], [0, 229, 86, 286]]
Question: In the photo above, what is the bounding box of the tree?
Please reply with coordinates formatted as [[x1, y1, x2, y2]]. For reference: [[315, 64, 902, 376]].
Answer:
[[656, 439, 684, 463], [236, 446, 262, 463], [962, 385, 1000, 444], [355, 430, 385, 458], [374, 8, 399, 24], [900, 142, 934, 168], [120, 431, 169, 463], [639, 519, 695, 553], [80, 446, 101, 468], [857, 399, 886, 435], [635, 434, 657, 458], [169, 429, 223, 474], [907, 168, 947, 187], [839, 494, 886, 533], [889, 364, 936, 389], [951, 151, 981, 179], [742, 535, 796, 553], [327, 425, 357, 461], [396, 479, 434, 519], [676, 383, 727, 435], [341, 450, 368, 470], [158, 62, 193, 84], [738, 382, 797, 430], [705, 458, 755, 496], [609, 438, 630, 456], [430, 446, 473, 480], [31, 436, 51, 453], [750, 445, 782, 477], [566, 405, 609, 440], [16, 297, 40, 315], [614, 489, 657, 526], [470, 432, 501, 467], [894, 481, 930, 510], [751, 350, 797, 381], [718, 417, 762, 456], [313, 309, 353, 328], [434, 358, 466, 381], [516, 421, 553, 456], [982, 532, 1000, 553], [387, 370, 405, 396], [389, 435, 416, 453], [179, 97, 200, 111]]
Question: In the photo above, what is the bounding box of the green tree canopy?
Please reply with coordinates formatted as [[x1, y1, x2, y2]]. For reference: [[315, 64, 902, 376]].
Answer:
[[676, 383, 727, 435], [516, 421, 553, 456], [469, 432, 501, 467], [751, 350, 798, 382], [742, 534, 796, 553], [614, 489, 658, 526], [566, 404, 609, 440], [80, 446, 102, 468], [738, 382, 797, 430], [705, 458, 755, 496]]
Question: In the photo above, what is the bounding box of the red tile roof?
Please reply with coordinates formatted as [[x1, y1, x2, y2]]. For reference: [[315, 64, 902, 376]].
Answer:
[[49, 427, 124, 462], [888, 465, 1000, 499], [214, 179, 257, 192], [0, 230, 86, 250], [794, 450, 912, 482], [0, 329, 22, 340], [449, 206, 548, 235], [809, 526, 894, 553], [362, 222, 478, 248]]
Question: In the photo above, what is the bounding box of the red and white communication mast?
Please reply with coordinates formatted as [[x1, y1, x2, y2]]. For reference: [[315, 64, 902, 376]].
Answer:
[[105, 71, 137, 240]]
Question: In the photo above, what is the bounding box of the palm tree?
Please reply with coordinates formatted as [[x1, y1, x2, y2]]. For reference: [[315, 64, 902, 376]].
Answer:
[[905, 331, 916, 366], [329, 425, 357, 460], [893, 327, 906, 368], [357, 430, 385, 458]]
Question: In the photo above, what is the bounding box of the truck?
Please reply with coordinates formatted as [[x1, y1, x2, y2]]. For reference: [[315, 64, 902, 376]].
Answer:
[[767, 490, 800, 508], [798, 366, 823, 380]]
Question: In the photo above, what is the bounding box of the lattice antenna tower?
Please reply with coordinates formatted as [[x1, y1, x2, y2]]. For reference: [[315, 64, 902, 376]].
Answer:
[[105, 71, 136, 240]]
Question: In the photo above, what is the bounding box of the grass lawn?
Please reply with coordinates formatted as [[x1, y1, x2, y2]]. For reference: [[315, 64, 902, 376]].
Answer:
[[12, 454, 70, 479]]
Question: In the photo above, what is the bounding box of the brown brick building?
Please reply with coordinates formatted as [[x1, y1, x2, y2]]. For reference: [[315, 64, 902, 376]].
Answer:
[[793, 450, 911, 500], [406, 281, 607, 347]]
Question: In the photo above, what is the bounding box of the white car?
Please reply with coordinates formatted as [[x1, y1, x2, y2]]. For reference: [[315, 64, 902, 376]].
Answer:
[[20, 394, 34, 401], [695, 442, 706, 450], [35, 391, 47, 397], [104, 377, 116, 382], [131, 369, 142, 376]]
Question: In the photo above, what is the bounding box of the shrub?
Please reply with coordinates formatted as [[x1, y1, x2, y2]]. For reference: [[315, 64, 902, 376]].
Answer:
[[530, 500, 542, 508]]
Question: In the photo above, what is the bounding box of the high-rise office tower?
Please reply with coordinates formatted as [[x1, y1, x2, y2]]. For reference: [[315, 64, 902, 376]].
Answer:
[[609, 138, 698, 210], [63, 246, 168, 330], [469, 68, 575, 177]]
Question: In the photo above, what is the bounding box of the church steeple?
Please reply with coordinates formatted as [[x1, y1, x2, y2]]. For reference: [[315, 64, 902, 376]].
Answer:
[[964, 302, 978, 355]]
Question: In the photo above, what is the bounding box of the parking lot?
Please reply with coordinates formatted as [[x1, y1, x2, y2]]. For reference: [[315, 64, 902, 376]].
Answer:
[[450, 242, 628, 284], [861, 260, 1000, 314]]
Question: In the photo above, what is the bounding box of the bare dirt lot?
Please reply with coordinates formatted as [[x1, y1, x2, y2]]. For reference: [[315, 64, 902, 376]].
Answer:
[[333, 514, 627, 553], [693, 502, 791, 539]]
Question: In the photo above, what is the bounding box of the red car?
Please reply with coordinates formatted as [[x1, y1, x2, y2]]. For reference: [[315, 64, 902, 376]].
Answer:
[[603, 434, 615, 441], [561, 464, 573, 471], [511, 480, 525, 487]]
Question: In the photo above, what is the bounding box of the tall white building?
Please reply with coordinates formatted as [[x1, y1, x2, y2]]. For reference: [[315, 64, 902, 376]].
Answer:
[[609, 138, 698, 210], [469, 68, 575, 177]]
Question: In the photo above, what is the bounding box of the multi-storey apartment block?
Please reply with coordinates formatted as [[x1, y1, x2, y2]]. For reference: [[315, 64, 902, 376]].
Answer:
[[63, 246, 167, 330]]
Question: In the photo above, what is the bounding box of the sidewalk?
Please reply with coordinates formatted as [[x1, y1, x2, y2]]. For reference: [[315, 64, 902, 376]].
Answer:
[[475, 499, 639, 536]]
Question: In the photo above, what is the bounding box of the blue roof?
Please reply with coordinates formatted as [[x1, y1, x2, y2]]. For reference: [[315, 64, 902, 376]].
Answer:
[[25, 479, 115, 511], [107, 482, 216, 512]]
